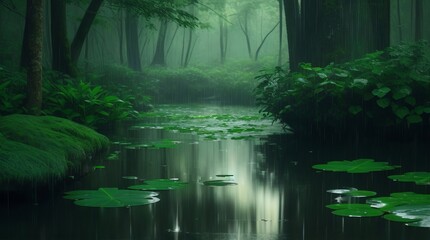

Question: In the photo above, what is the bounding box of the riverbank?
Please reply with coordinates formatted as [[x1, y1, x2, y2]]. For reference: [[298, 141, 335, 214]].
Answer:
[[0, 114, 109, 191]]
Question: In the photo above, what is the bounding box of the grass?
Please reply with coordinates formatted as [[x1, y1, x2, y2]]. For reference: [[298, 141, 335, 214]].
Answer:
[[0, 114, 109, 185]]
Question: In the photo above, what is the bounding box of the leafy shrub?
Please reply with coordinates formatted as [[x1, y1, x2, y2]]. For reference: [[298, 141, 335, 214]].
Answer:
[[255, 42, 430, 136], [91, 65, 155, 111], [0, 66, 26, 115], [144, 59, 275, 105], [44, 76, 138, 128]]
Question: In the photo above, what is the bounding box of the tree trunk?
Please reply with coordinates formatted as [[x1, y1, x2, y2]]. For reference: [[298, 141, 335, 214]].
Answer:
[[125, 10, 141, 71], [24, 0, 43, 115], [396, 0, 403, 42], [118, 9, 124, 64], [283, 0, 301, 71], [71, 0, 104, 64], [367, 0, 390, 50], [51, 0, 76, 76], [151, 19, 168, 66], [415, 0, 423, 41], [219, 17, 227, 64], [283, 0, 389, 71], [278, 0, 283, 65], [255, 22, 279, 61], [238, 10, 252, 59], [183, 27, 193, 67]]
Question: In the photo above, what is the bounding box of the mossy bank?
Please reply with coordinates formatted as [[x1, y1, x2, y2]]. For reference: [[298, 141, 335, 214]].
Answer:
[[0, 114, 109, 190]]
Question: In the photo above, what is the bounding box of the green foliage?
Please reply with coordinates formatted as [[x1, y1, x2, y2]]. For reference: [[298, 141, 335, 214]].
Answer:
[[44, 73, 138, 128], [0, 114, 109, 184], [64, 188, 160, 207], [93, 65, 155, 111], [0, 67, 140, 128], [134, 104, 281, 141], [255, 42, 430, 135], [312, 158, 400, 173], [326, 203, 384, 217], [145, 59, 275, 105], [388, 172, 430, 185], [128, 179, 188, 191], [0, 66, 26, 115]]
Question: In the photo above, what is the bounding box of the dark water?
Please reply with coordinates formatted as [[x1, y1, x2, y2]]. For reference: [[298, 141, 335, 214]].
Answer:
[[1, 105, 430, 240]]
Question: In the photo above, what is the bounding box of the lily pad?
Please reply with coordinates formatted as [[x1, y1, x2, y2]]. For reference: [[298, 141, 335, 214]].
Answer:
[[128, 179, 188, 191], [312, 158, 399, 173], [216, 174, 234, 177], [327, 188, 376, 197], [368, 192, 430, 211], [383, 204, 430, 227], [122, 176, 139, 180], [388, 172, 430, 185], [64, 188, 159, 207], [326, 204, 384, 217], [327, 188, 357, 194], [203, 179, 238, 186]]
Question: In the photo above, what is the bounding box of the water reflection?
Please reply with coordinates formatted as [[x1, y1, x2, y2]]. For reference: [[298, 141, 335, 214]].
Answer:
[[2, 105, 430, 240]]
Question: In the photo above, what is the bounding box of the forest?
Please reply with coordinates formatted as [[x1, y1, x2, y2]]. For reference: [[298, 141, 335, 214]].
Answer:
[[1, 0, 430, 239]]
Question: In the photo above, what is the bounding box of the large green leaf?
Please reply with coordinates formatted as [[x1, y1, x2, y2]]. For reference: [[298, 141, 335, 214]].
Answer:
[[203, 179, 238, 186], [327, 188, 376, 197], [64, 188, 159, 207], [406, 115, 423, 124], [392, 86, 412, 100], [392, 105, 409, 119], [372, 87, 391, 98], [388, 172, 430, 185], [383, 204, 430, 227], [128, 179, 188, 191], [376, 98, 390, 108], [312, 158, 400, 173], [368, 192, 430, 211], [326, 204, 384, 217]]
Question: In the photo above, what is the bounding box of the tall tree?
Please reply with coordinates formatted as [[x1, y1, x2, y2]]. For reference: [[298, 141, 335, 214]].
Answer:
[[151, 19, 169, 66], [415, 0, 423, 41], [277, 0, 283, 65], [22, 0, 43, 114], [51, 0, 76, 76], [283, 0, 390, 71], [70, 0, 104, 63], [237, 7, 253, 59], [125, 9, 141, 71]]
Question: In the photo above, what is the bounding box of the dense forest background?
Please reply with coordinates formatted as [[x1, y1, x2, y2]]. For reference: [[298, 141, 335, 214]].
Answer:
[[0, 0, 430, 131]]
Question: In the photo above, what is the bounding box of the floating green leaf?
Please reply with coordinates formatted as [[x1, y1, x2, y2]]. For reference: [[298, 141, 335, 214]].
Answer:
[[383, 204, 430, 227], [368, 192, 430, 211], [346, 190, 377, 197], [64, 188, 159, 207], [312, 159, 400, 173], [128, 179, 188, 191], [388, 172, 430, 185], [203, 180, 238, 186], [327, 188, 376, 197], [326, 204, 384, 217], [122, 176, 139, 180], [93, 165, 105, 170], [216, 174, 234, 177]]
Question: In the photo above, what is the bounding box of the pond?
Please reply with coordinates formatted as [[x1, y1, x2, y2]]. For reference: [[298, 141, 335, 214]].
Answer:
[[1, 104, 430, 240]]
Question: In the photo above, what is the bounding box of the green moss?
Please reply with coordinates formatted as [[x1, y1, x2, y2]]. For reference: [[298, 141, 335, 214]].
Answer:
[[0, 114, 109, 184]]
